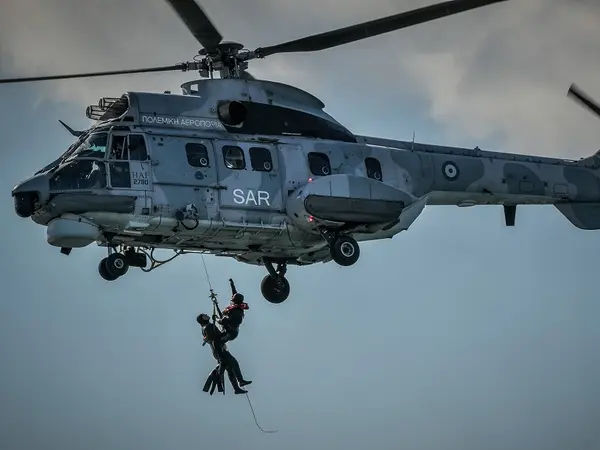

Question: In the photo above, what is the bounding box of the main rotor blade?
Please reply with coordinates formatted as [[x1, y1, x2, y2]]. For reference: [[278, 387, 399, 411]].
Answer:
[[0, 64, 188, 84], [164, 0, 223, 51], [568, 83, 600, 120], [255, 0, 509, 57]]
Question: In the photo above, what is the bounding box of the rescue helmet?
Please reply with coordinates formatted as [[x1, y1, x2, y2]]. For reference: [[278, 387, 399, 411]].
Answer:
[[196, 313, 210, 325], [231, 292, 245, 304]]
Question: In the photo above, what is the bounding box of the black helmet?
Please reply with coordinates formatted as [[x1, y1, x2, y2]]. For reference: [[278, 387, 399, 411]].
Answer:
[[196, 313, 210, 325], [231, 293, 244, 304]]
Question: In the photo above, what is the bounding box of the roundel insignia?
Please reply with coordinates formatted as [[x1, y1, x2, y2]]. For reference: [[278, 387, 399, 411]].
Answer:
[[442, 161, 459, 181], [194, 171, 204, 180]]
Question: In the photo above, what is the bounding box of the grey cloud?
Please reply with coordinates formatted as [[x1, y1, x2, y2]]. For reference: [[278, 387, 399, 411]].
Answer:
[[1, 0, 599, 155]]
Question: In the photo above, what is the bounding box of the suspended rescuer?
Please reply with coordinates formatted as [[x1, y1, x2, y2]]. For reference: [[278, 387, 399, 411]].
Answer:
[[215, 278, 249, 343], [196, 313, 252, 394]]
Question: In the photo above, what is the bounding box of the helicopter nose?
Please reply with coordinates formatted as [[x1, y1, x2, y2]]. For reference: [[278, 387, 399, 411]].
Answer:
[[12, 174, 50, 218]]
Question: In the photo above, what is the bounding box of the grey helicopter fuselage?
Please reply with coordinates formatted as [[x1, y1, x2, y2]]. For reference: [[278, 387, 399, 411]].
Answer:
[[12, 77, 600, 302]]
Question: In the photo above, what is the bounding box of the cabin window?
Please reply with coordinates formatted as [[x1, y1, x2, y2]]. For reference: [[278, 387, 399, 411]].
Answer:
[[365, 157, 382, 181], [249, 147, 273, 172], [109, 162, 131, 188], [222, 145, 245, 170], [186, 143, 210, 167], [308, 152, 331, 176]]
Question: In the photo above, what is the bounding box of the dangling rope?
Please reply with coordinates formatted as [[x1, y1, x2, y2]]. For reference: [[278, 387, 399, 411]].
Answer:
[[245, 392, 278, 433], [199, 254, 278, 434]]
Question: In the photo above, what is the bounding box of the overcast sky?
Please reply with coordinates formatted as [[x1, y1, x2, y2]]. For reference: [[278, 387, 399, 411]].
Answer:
[[1, 0, 600, 449]]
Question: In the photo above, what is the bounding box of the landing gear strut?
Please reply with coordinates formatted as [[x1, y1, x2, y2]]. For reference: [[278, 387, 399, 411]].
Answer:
[[321, 230, 361, 267], [261, 260, 290, 304]]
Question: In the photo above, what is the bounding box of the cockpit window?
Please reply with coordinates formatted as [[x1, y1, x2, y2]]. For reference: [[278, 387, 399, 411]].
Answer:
[[109, 134, 148, 161], [69, 132, 108, 160], [128, 134, 148, 161], [110, 135, 127, 160], [49, 160, 107, 191]]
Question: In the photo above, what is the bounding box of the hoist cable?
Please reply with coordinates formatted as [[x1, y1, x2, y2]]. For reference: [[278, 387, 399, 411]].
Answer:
[[201, 254, 213, 291], [245, 392, 278, 434], [199, 254, 278, 434]]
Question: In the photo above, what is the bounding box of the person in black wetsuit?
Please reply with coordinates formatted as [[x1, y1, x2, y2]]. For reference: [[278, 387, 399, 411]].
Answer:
[[196, 313, 252, 394], [216, 278, 249, 343]]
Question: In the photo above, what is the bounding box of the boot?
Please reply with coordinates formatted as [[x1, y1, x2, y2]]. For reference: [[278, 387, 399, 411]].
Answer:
[[229, 357, 252, 387], [225, 367, 247, 394]]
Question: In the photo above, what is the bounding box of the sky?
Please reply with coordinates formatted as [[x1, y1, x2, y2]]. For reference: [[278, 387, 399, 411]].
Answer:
[[1, 0, 600, 449]]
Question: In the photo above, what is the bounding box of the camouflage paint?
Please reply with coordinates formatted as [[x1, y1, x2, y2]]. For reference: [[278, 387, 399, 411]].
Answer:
[[11, 78, 600, 270]]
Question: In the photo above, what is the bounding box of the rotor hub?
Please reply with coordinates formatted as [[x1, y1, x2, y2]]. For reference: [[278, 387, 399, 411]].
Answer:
[[199, 41, 244, 57]]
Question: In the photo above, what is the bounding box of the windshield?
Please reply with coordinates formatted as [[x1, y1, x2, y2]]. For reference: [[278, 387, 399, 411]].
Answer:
[[49, 160, 107, 191], [66, 132, 108, 161]]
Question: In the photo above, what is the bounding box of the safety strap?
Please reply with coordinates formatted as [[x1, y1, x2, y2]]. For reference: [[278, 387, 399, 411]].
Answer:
[[199, 254, 278, 434]]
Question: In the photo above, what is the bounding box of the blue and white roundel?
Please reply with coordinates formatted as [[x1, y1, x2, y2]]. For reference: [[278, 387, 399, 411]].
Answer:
[[442, 161, 459, 181]]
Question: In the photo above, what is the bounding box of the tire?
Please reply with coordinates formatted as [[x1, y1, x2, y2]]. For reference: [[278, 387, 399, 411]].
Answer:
[[330, 235, 360, 266], [98, 258, 119, 281], [104, 253, 129, 278], [260, 275, 290, 304]]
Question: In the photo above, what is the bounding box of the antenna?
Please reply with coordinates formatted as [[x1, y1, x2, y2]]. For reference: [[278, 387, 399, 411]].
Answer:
[[411, 131, 415, 151]]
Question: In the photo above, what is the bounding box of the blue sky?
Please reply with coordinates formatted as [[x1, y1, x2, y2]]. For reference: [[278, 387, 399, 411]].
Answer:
[[1, 1, 600, 449]]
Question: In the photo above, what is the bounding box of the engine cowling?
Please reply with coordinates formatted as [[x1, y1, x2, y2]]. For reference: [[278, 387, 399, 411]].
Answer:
[[285, 174, 414, 232]]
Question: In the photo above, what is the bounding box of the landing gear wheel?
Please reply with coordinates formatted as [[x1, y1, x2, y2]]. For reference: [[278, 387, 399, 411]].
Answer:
[[330, 235, 360, 266], [260, 275, 290, 304], [98, 258, 119, 281], [104, 253, 129, 278]]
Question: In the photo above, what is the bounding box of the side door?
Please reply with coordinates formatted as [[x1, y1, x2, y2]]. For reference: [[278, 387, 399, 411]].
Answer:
[[147, 135, 218, 189], [214, 140, 283, 213], [278, 143, 310, 198], [145, 135, 220, 218], [107, 133, 153, 213]]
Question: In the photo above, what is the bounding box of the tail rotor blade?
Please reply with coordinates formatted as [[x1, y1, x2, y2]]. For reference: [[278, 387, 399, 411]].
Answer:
[[568, 83, 600, 119]]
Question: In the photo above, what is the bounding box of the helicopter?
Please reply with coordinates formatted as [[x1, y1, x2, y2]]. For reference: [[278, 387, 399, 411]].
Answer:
[[6, 0, 600, 304]]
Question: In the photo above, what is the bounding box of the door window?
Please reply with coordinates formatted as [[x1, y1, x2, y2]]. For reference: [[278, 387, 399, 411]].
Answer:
[[186, 143, 210, 167], [249, 147, 273, 172], [223, 145, 245, 170]]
